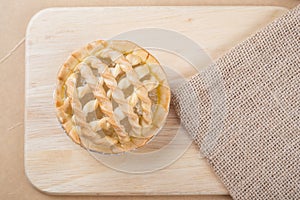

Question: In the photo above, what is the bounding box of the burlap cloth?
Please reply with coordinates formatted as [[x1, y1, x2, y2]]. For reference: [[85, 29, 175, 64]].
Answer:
[[172, 5, 300, 200]]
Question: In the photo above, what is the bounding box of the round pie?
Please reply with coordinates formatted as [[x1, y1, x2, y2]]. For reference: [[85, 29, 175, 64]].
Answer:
[[54, 40, 171, 154]]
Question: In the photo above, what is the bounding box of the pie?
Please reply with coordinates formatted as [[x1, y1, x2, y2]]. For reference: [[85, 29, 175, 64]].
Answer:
[[54, 40, 171, 154]]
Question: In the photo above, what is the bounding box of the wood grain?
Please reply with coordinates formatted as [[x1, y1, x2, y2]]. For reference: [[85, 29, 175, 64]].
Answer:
[[25, 6, 287, 195]]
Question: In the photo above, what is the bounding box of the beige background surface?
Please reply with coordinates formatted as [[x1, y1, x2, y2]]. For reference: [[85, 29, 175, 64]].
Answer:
[[0, 0, 299, 200]]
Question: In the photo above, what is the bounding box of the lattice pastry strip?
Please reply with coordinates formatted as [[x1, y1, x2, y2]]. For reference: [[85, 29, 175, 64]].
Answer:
[[83, 56, 144, 137], [54, 40, 171, 154]]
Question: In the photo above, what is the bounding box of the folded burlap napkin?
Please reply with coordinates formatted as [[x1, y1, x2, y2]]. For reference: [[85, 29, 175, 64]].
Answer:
[[172, 5, 299, 200]]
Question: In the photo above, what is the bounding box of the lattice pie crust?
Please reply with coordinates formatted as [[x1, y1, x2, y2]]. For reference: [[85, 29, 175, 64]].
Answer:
[[54, 40, 170, 154]]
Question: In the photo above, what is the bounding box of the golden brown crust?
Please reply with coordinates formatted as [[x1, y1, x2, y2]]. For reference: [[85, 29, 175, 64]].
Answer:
[[54, 40, 170, 154]]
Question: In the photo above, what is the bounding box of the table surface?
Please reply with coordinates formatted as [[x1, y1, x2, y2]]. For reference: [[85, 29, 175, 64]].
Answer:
[[1, 0, 299, 200]]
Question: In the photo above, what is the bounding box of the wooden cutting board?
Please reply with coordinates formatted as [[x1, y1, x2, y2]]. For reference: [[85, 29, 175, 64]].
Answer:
[[25, 6, 287, 195]]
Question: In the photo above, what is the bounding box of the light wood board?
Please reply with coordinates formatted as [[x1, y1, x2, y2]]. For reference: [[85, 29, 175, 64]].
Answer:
[[25, 6, 287, 195]]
